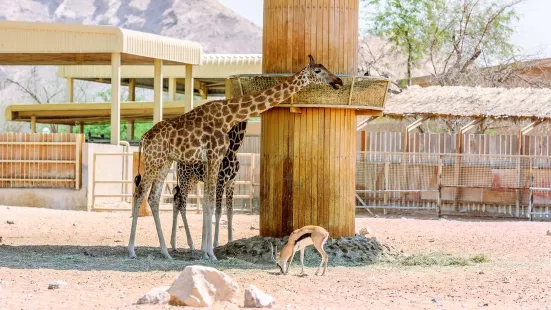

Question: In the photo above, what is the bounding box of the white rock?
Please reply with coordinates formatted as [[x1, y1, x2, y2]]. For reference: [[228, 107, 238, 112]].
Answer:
[[168, 265, 240, 307], [244, 285, 275, 308], [136, 286, 170, 305], [48, 280, 68, 290]]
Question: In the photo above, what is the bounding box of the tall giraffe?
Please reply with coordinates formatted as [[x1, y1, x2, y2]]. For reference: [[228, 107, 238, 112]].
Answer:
[[129, 55, 342, 260], [170, 120, 247, 252]]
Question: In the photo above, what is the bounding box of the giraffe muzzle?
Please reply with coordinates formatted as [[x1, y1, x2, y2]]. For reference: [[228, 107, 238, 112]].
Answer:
[[329, 77, 343, 90]]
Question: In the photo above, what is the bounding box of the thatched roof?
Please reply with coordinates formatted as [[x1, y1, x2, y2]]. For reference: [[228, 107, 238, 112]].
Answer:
[[384, 85, 551, 120]]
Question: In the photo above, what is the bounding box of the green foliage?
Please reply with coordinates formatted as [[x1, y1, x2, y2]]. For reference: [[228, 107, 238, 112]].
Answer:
[[364, 0, 522, 84], [366, 0, 443, 83]]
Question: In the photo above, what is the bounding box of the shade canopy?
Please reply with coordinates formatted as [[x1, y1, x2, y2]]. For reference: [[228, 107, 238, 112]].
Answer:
[[0, 21, 202, 65]]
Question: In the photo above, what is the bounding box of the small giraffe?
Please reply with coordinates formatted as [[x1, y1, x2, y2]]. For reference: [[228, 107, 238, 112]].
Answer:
[[170, 120, 247, 252], [129, 55, 342, 260]]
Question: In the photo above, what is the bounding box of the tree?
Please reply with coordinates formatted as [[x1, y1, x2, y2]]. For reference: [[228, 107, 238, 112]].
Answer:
[[364, 0, 525, 86], [427, 0, 524, 85], [366, 0, 443, 85]]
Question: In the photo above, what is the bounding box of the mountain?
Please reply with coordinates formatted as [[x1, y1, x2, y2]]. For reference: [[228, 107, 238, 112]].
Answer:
[[0, 0, 262, 53], [0, 0, 262, 131]]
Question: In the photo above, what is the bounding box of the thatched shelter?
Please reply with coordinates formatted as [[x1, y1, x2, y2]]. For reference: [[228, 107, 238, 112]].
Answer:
[[385, 85, 551, 120]]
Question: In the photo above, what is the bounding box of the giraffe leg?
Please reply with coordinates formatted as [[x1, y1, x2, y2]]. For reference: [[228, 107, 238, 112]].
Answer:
[[147, 162, 173, 260], [170, 206, 179, 252], [128, 176, 153, 259], [180, 177, 197, 251], [202, 159, 220, 260], [225, 180, 235, 243], [214, 181, 224, 248]]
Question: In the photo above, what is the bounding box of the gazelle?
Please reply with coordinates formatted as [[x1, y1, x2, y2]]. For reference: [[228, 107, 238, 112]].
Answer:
[[270, 225, 330, 276]]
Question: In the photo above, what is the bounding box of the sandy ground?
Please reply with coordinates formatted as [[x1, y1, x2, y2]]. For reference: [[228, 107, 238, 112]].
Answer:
[[1, 205, 551, 309]]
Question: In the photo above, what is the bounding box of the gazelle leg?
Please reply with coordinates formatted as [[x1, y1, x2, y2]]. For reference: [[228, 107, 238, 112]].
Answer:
[[314, 236, 329, 276], [300, 248, 306, 275], [287, 249, 297, 274]]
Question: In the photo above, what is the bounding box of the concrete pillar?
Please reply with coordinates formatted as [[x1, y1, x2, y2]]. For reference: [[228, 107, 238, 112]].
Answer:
[[168, 77, 176, 101], [184, 64, 194, 112], [127, 120, 135, 141], [129, 78, 136, 101], [30, 116, 36, 133], [66, 77, 74, 102], [111, 52, 121, 145], [153, 59, 163, 123]]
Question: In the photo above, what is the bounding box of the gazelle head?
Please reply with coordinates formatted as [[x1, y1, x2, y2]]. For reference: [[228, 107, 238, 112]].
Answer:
[[305, 54, 343, 90], [270, 243, 289, 274]]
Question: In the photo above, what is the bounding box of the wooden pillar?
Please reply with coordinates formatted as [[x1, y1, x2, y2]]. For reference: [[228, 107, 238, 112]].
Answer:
[[133, 152, 152, 217], [66, 77, 74, 102], [30, 116, 36, 133], [259, 0, 359, 238], [184, 64, 194, 112], [168, 77, 176, 101], [79, 122, 84, 134], [153, 59, 163, 124], [127, 120, 135, 141], [110, 53, 121, 145]]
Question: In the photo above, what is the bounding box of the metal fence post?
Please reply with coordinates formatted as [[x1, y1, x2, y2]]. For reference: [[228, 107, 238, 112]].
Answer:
[[437, 154, 442, 218]]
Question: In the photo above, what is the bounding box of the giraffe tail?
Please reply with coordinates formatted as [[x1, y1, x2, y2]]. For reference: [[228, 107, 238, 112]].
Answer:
[[134, 139, 143, 187]]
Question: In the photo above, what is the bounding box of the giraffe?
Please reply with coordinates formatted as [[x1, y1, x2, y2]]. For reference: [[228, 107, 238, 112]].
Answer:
[[170, 120, 247, 252], [129, 55, 343, 260]]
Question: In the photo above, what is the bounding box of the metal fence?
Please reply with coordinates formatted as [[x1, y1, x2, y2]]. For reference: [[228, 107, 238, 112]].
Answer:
[[356, 151, 551, 219], [0, 133, 83, 189], [91, 152, 259, 212]]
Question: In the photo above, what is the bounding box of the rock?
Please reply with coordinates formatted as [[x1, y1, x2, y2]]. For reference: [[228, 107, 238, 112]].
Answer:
[[358, 227, 372, 236], [136, 286, 170, 305], [168, 265, 240, 307], [250, 226, 259, 230], [546, 230, 551, 236], [6, 220, 14, 225], [48, 280, 68, 290], [431, 297, 441, 303], [244, 284, 275, 308]]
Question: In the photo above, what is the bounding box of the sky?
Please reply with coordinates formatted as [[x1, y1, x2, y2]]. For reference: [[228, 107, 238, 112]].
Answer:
[[219, 0, 551, 58]]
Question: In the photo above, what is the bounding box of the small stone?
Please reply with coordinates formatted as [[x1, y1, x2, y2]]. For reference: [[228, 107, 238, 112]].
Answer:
[[250, 226, 258, 230], [478, 302, 489, 307], [0, 236, 3, 243], [6, 221, 14, 225], [358, 227, 372, 236], [546, 230, 551, 236], [114, 240, 123, 243], [431, 297, 441, 303], [478, 271, 484, 275], [137, 286, 171, 305], [48, 280, 68, 290], [244, 284, 275, 308]]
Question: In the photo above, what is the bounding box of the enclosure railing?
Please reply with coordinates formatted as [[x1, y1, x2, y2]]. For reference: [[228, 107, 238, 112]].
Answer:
[[356, 151, 551, 219], [91, 152, 258, 212], [0, 133, 83, 189]]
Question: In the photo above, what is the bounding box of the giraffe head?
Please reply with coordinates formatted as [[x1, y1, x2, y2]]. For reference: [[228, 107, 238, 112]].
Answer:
[[305, 54, 343, 89]]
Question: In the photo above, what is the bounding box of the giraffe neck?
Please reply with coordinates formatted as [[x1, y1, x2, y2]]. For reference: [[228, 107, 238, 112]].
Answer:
[[225, 67, 310, 127]]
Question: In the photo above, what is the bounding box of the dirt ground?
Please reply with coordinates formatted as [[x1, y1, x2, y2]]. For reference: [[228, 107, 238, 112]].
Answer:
[[1, 205, 551, 310]]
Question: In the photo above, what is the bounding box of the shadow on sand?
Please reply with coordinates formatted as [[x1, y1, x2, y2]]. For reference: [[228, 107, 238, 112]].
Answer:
[[0, 244, 274, 272]]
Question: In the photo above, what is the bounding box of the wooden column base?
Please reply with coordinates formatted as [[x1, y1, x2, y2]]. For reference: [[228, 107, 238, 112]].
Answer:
[[259, 107, 356, 238]]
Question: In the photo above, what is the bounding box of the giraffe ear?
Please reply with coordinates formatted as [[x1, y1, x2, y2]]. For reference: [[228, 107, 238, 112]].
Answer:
[[308, 54, 316, 65]]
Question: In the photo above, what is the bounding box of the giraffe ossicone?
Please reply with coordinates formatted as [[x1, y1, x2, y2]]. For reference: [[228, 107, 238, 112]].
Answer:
[[128, 55, 342, 260]]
